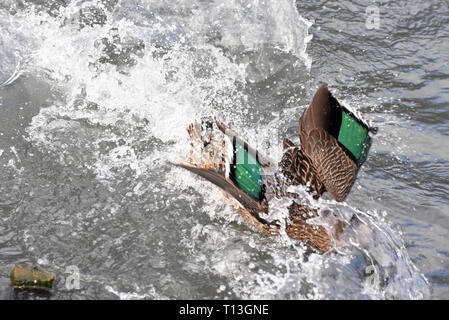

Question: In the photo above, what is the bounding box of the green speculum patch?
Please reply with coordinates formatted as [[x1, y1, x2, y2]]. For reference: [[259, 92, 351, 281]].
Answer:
[[232, 140, 262, 200], [337, 109, 370, 164]]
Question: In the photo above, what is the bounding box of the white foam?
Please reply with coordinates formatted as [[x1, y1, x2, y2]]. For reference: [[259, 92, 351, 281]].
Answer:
[[1, 0, 429, 300]]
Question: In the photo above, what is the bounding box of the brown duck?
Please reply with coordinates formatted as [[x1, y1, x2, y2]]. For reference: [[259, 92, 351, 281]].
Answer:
[[176, 85, 377, 253]]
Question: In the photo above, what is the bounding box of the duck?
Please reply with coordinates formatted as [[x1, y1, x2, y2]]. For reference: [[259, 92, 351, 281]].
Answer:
[[176, 84, 377, 253]]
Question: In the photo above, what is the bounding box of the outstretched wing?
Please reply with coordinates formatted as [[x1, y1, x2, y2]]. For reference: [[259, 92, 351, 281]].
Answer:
[[175, 119, 280, 231], [297, 84, 371, 202]]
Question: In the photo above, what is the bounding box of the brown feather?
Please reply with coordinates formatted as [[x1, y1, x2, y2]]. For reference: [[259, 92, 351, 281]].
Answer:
[[280, 139, 326, 198], [178, 114, 353, 253], [298, 84, 333, 136], [179, 158, 335, 252], [300, 128, 358, 202], [286, 202, 333, 252], [297, 84, 359, 202]]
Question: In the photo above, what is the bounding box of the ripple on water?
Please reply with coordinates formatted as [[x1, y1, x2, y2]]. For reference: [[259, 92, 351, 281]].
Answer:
[[0, 0, 444, 299]]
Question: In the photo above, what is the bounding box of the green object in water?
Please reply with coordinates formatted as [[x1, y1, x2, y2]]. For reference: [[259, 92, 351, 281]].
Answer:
[[11, 265, 55, 290]]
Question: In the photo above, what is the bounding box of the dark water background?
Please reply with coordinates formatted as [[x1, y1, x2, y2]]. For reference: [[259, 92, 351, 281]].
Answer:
[[0, 0, 448, 299]]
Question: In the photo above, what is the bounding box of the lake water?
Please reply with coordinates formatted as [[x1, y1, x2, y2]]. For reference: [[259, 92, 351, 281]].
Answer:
[[0, 0, 448, 299]]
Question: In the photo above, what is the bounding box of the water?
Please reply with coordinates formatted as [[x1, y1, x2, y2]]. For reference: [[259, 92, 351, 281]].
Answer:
[[0, 0, 447, 299]]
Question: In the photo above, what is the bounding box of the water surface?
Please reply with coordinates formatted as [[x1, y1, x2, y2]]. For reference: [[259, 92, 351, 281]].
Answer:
[[0, 0, 448, 299]]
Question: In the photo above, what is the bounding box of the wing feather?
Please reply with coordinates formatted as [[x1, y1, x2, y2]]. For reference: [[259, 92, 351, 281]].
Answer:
[[300, 128, 358, 201]]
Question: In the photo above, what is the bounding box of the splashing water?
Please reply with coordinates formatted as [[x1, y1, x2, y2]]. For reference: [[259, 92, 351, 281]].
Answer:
[[0, 0, 431, 299]]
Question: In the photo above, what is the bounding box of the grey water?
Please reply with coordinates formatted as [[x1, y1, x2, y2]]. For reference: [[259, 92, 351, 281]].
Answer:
[[0, 0, 448, 299]]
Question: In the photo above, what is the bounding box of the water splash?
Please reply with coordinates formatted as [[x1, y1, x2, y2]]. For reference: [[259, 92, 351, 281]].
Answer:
[[0, 0, 429, 299]]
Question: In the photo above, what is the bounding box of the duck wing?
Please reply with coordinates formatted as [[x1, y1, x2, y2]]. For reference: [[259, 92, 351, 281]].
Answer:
[[298, 84, 374, 202], [175, 119, 280, 232], [300, 128, 358, 202], [174, 161, 267, 216]]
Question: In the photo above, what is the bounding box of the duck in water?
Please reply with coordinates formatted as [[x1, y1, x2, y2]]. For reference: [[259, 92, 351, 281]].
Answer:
[[176, 84, 377, 253]]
